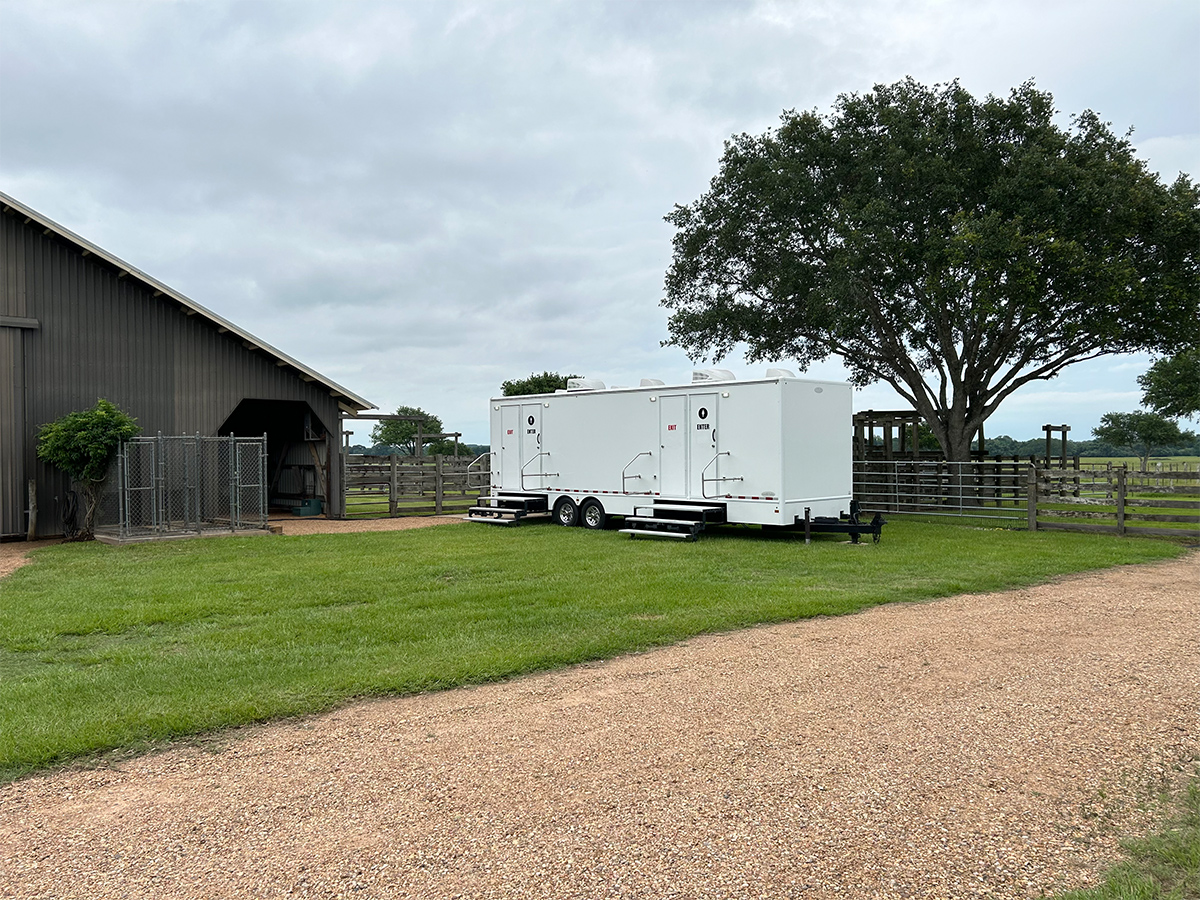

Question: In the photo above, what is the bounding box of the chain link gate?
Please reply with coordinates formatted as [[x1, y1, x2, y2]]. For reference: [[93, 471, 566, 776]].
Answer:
[[105, 433, 268, 539]]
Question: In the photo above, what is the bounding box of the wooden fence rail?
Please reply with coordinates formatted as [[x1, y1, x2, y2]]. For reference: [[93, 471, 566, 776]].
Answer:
[[1029, 465, 1200, 539], [343, 453, 490, 517]]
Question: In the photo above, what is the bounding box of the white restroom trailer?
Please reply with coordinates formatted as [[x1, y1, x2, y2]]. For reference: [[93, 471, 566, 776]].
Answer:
[[469, 372, 876, 539]]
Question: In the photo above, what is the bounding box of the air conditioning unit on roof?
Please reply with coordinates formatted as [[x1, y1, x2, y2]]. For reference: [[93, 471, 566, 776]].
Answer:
[[692, 368, 736, 383]]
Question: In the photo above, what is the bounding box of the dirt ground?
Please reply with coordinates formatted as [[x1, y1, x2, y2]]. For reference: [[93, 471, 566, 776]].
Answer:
[[0, 521, 1196, 900]]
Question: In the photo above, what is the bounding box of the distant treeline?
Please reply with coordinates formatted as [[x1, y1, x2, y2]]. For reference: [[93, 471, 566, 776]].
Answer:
[[983, 434, 1200, 458]]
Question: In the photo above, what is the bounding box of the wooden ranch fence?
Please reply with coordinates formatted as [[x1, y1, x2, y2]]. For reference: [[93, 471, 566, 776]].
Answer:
[[343, 453, 490, 518], [1028, 465, 1200, 539]]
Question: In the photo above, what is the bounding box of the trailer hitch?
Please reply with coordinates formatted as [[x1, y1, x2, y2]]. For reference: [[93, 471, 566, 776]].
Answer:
[[802, 501, 887, 544]]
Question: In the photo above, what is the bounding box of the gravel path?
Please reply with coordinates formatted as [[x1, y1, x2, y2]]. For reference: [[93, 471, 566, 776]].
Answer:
[[0, 540, 1196, 899]]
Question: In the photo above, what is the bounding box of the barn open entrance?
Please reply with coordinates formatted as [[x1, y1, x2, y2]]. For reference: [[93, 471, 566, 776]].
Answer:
[[218, 400, 331, 514]]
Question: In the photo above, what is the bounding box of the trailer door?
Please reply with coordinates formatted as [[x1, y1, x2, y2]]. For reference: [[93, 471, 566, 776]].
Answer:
[[519, 403, 543, 489], [498, 405, 521, 490], [690, 393, 718, 498], [659, 395, 687, 497]]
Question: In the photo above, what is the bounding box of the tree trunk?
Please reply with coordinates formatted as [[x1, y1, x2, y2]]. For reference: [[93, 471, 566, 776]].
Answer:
[[80, 481, 101, 541]]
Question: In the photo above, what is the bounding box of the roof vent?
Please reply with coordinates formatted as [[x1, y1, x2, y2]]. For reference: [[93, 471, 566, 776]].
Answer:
[[567, 378, 605, 391], [692, 368, 736, 383], [766, 368, 795, 378], [640, 378, 665, 386]]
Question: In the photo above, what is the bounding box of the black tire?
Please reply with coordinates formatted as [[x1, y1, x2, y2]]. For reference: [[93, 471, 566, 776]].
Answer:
[[580, 498, 606, 530], [554, 497, 579, 527]]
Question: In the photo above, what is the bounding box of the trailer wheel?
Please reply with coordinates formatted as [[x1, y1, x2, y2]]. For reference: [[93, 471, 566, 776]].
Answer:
[[554, 497, 579, 527], [580, 499, 606, 530]]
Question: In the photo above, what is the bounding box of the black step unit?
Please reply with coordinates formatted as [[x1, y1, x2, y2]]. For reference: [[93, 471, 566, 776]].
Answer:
[[466, 492, 550, 526], [619, 501, 727, 541]]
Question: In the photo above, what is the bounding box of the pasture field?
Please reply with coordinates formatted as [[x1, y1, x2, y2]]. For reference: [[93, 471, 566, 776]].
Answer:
[[0, 520, 1184, 781], [1076, 456, 1199, 470]]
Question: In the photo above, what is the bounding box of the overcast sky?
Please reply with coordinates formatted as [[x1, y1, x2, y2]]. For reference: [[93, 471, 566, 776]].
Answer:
[[2, 0, 1197, 444]]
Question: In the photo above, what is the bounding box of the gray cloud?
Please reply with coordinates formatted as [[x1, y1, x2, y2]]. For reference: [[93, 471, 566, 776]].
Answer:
[[2, 0, 1196, 442]]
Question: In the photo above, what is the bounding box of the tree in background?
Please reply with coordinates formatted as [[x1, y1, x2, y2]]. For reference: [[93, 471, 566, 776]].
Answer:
[[36, 399, 141, 540], [1092, 411, 1195, 471], [1139, 349, 1200, 421], [370, 406, 443, 456], [501, 371, 580, 396], [663, 78, 1200, 461]]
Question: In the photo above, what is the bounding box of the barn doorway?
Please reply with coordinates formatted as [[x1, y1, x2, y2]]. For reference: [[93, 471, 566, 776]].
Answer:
[[218, 400, 332, 511]]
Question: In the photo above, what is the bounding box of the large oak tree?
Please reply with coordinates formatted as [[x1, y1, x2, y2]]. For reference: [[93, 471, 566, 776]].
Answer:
[[663, 79, 1200, 460]]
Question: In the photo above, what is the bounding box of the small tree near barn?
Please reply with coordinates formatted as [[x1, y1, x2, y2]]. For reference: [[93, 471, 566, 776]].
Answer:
[[662, 78, 1200, 461], [37, 399, 140, 540]]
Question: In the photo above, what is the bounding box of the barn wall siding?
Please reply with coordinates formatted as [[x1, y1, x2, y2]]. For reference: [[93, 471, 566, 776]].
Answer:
[[1, 207, 352, 538]]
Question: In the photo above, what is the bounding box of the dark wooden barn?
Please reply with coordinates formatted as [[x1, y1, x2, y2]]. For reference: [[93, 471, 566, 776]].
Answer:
[[0, 192, 375, 539]]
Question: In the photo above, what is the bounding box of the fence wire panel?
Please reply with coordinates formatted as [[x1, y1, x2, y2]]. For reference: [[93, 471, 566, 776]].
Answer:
[[105, 434, 268, 538], [854, 460, 1028, 526]]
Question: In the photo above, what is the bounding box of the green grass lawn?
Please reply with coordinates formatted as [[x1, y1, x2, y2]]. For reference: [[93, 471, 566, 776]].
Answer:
[[0, 520, 1185, 781], [1059, 774, 1200, 900]]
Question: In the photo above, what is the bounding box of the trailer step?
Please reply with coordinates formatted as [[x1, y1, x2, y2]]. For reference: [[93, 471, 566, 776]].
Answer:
[[619, 528, 696, 540], [625, 516, 711, 527], [463, 515, 519, 526]]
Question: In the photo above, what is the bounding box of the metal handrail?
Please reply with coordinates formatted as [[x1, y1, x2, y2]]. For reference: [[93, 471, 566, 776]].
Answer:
[[520, 452, 559, 491], [701, 451, 743, 499], [621, 451, 653, 495], [466, 451, 493, 489]]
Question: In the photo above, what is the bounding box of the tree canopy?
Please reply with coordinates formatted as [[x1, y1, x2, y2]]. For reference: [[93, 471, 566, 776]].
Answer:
[[1092, 411, 1195, 471], [663, 78, 1200, 460], [370, 406, 443, 456], [1138, 349, 1200, 420], [36, 398, 140, 539], [501, 371, 580, 396]]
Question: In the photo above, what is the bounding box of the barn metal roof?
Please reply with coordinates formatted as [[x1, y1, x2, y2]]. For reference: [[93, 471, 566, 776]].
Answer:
[[0, 191, 375, 414]]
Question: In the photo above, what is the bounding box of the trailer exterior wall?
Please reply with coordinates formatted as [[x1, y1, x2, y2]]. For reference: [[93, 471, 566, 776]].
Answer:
[[489, 377, 853, 527]]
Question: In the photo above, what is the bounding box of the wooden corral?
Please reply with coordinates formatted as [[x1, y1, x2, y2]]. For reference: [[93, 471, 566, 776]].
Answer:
[[853, 409, 989, 460], [343, 454, 489, 517]]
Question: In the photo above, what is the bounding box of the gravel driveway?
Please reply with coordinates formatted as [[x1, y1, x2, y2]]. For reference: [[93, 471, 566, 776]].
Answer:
[[0, 530, 1196, 899]]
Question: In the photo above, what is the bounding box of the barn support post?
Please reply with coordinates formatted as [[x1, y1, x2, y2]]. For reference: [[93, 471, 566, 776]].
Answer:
[[1026, 465, 1038, 531], [435, 454, 444, 514]]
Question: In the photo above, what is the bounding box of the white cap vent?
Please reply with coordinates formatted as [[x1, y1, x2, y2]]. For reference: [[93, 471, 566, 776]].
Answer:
[[640, 378, 665, 386], [692, 368, 736, 383], [566, 378, 606, 391], [765, 368, 795, 378]]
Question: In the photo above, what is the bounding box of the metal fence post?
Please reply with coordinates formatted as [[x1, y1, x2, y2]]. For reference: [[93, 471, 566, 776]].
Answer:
[[155, 431, 165, 534], [260, 433, 269, 530], [1027, 464, 1038, 531], [229, 432, 238, 532]]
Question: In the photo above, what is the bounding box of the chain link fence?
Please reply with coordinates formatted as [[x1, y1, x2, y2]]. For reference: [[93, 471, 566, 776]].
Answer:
[[98, 434, 268, 539]]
